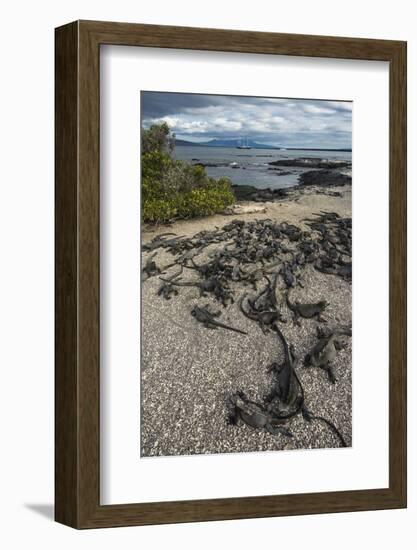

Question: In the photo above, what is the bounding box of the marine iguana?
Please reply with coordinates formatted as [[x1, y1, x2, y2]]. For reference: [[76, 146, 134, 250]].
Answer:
[[260, 273, 281, 307], [298, 239, 320, 263], [190, 255, 234, 280], [239, 274, 286, 332], [239, 296, 283, 333], [238, 266, 266, 290], [142, 234, 184, 252], [281, 263, 296, 288], [304, 211, 340, 223], [191, 305, 247, 335], [159, 276, 216, 294], [159, 275, 233, 305], [226, 391, 292, 437], [174, 247, 204, 266], [315, 259, 352, 281], [267, 325, 303, 409], [285, 289, 328, 324], [304, 326, 352, 383], [142, 252, 161, 281], [267, 326, 348, 447], [157, 281, 179, 300], [279, 222, 303, 242]]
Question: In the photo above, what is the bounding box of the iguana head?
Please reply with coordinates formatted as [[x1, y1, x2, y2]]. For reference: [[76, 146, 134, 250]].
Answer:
[[269, 361, 284, 374]]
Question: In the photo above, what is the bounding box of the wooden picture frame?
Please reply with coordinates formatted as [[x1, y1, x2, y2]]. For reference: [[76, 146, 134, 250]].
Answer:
[[55, 20, 407, 528]]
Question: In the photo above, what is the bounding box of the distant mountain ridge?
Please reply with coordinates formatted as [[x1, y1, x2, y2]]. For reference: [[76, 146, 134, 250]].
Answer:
[[175, 138, 277, 149], [174, 138, 351, 152]]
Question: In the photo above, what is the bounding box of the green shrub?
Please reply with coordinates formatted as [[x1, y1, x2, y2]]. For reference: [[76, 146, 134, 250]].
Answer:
[[142, 198, 178, 223], [141, 122, 174, 155], [141, 182, 235, 223], [141, 125, 235, 223]]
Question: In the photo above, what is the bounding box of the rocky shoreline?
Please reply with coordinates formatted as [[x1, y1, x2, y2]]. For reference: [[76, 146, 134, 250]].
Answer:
[[225, 156, 352, 202], [268, 157, 351, 169], [189, 156, 352, 200], [232, 168, 351, 202]]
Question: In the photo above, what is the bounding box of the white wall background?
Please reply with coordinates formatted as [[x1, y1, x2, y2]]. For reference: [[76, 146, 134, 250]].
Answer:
[[0, 0, 414, 547]]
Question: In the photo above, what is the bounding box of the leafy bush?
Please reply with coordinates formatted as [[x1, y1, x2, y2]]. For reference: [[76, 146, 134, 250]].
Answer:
[[141, 122, 174, 155], [141, 125, 235, 223]]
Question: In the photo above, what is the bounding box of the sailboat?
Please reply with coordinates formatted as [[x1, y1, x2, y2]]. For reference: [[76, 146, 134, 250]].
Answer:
[[237, 137, 251, 149]]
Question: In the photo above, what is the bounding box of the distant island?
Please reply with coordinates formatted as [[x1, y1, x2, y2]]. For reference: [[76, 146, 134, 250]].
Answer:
[[175, 137, 351, 152]]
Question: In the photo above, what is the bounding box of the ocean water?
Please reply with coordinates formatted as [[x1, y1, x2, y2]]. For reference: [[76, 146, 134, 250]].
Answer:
[[174, 146, 352, 190]]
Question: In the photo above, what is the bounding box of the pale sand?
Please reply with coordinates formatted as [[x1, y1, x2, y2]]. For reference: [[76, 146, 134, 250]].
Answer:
[[141, 185, 352, 457], [142, 185, 351, 242]]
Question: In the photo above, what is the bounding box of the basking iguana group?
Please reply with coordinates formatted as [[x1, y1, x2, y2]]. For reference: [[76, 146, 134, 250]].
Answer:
[[142, 213, 352, 449], [143, 213, 351, 308], [227, 324, 347, 447]]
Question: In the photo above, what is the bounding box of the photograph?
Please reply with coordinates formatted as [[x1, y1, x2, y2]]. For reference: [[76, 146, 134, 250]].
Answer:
[[140, 91, 352, 457]]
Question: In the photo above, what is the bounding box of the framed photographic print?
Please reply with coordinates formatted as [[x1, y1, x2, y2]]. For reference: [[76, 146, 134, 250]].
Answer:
[[55, 20, 407, 528]]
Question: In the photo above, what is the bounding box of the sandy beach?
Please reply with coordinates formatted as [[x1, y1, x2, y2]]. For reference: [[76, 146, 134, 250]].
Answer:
[[141, 184, 352, 457]]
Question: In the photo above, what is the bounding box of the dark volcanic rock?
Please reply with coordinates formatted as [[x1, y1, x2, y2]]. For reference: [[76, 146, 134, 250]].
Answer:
[[231, 185, 258, 200], [268, 168, 293, 176], [298, 169, 351, 187], [232, 185, 288, 202], [316, 189, 343, 197], [269, 158, 351, 169]]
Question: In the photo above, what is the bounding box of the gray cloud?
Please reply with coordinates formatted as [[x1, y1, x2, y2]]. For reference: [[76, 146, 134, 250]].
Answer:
[[141, 91, 352, 149]]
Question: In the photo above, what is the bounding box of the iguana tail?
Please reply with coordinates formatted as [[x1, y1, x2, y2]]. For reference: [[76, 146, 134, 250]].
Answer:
[[215, 321, 247, 336], [310, 414, 347, 448], [239, 294, 258, 321], [158, 277, 197, 287], [273, 323, 291, 359], [300, 404, 347, 447], [285, 289, 294, 311]]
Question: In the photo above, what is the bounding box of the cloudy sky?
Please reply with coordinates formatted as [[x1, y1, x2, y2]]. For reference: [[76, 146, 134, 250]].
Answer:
[[141, 91, 352, 149]]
